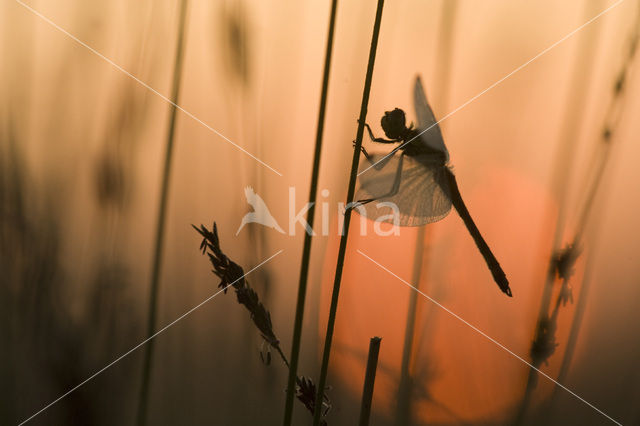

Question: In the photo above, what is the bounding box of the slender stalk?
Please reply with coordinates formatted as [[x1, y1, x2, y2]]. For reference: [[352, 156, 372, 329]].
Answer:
[[514, 3, 639, 424], [395, 261, 420, 424], [550, 1, 640, 410], [283, 1, 338, 424], [359, 337, 382, 426], [136, 1, 189, 425], [312, 1, 385, 424], [396, 4, 458, 421], [544, 269, 593, 416], [510, 3, 602, 422]]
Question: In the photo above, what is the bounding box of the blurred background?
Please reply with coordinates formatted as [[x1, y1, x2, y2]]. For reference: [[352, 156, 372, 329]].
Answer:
[[2, 0, 640, 425]]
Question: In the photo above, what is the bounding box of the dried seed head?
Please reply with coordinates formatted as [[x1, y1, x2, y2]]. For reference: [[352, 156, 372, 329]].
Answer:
[[195, 222, 330, 424]]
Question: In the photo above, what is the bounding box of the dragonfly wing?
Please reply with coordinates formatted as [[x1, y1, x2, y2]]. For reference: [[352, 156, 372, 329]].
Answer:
[[414, 76, 449, 162], [356, 154, 452, 227]]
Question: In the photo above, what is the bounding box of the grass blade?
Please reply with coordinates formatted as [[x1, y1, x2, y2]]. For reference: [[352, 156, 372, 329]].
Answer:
[[312, 1, 386, 424], [359, 337, 382, 426], [282, 1, 339, 425], [136, 1, 190, 425]]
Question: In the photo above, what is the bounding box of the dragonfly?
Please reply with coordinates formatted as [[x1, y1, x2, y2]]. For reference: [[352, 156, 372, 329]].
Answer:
[[354, 76, 512, 297]]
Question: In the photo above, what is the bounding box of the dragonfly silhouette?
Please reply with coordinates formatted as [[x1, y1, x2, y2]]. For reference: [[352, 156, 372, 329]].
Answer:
[[354, 76, 512, 297]]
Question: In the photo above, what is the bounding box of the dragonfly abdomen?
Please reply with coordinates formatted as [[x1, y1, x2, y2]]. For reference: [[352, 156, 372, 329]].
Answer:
[[442, 168, 512, 296]]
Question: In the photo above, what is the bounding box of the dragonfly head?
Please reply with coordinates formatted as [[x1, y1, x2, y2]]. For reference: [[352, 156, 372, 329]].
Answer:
[[381, 108, 408, 140]]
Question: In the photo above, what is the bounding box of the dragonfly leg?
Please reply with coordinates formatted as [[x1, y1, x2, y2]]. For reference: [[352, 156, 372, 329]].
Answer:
[[354, 142, 396, 171], [362, 122, 399, 144], [350, 153, 405, 210]]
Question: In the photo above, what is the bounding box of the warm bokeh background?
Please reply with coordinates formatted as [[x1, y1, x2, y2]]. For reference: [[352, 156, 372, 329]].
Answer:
[[2, 0, 639, 425]]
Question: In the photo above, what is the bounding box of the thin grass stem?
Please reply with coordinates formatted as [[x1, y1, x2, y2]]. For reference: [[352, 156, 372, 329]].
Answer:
[[513, 3, 639, 424], [358, 337, 382, 426], [396, 4, 458, 422], [396, 262, 420, 425], [136, 1, 189, 425], [549, 1, 640, 412], [283, 1, 339, 424], [511, 0, 601, 417], [312, 1, 385, 424]]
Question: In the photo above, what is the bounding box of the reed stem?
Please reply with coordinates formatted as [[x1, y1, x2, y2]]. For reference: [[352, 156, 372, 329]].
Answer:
[[359, 337, 382, 426], [514, 3, 639, 424], [511, 2, 600, 420], [396, 5, 459, 422], [312, 1, 385, 424], [136, 1, 189, 425], [549, 1, 640, 413], [283, 1, 338, 424]]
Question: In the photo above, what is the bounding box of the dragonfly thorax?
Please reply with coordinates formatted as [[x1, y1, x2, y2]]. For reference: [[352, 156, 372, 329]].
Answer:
[[381, 107, 446, 161], [401, 133, 447, 163]]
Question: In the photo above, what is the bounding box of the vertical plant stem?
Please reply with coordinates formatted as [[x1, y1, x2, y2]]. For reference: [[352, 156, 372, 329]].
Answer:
[[395, 256, 419, 424], [136, 1, 189, 425], [282, 2, 338, 424], [550, 3, 640, 412], [312, 1, 385, 424], [511, 2, 602, 424], [515, 3, 639, 424], [396, 3, 458, 422], [359, 337, 382, 426], [546, 268, 593, 410]]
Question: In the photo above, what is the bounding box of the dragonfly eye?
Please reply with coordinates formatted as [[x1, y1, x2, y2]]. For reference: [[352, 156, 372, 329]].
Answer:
[[381, 108, 407, 140]]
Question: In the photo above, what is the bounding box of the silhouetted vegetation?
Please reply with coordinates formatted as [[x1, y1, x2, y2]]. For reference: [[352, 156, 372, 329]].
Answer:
[[194, 222, 330, 425]]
